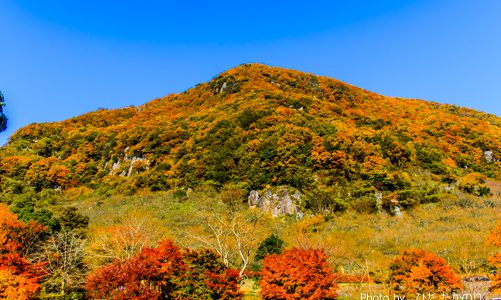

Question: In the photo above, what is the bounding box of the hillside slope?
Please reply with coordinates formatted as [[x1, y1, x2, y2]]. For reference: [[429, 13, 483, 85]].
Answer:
[[1, 63, 500, 211]]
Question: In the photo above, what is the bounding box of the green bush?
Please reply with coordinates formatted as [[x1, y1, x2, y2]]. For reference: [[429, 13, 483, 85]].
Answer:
[[255, 233, 285, 261], [304, 189, 347, 214]]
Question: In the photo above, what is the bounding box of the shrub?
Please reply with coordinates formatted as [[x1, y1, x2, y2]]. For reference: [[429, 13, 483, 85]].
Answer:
[[58, 206, 89, 231], [304, 189, 347, 214], [221, 188, 245, 212], [458, 173, 491, 196], [389, 249, 462, 296], [255, 233, 285, 261], [260, 248, 338, 299]]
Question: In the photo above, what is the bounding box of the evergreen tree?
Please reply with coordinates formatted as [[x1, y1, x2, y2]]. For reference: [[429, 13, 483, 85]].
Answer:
[[255, 233, 285, 261], [0, 91, 7, 132]]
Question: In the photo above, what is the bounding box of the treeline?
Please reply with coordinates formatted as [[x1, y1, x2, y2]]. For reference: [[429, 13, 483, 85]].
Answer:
[[0, 64, 499, 212], [1, 204, 500, 299]]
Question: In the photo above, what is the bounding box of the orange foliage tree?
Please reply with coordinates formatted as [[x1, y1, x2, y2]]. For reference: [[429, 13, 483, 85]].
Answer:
[[25, 157, 71, 190], [260, 248, 338, 300], [0, 204, 46, 300], [85, 240, 242, 300], [389, 249, 462, 296], [86, 240, 185, 299], [486, 221, 501, 293]]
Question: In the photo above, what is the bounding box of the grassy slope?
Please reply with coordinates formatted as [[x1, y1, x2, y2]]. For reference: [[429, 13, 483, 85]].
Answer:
[[72, 183, 500, 268], [67, 180, 499, 299]]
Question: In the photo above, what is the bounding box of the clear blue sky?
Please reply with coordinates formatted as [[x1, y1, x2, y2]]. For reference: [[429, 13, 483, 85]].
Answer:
[[1, 0, 500, 144]]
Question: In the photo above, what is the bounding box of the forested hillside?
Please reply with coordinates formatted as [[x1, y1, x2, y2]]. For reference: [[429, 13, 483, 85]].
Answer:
[[1, 63, 500, 212], [1, 64, 500, 299]]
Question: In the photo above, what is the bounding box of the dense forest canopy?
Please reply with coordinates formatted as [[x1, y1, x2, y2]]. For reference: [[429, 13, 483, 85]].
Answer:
[[0, 64, 499, 211]]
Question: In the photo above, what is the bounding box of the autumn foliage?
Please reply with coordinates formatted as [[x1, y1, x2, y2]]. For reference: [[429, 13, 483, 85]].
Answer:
[[85, 240, 242, 300], [0, 204, 46, 300], [486, 221, 501, 293], [0, 64, 500, 299], [0, 64, 498, 211], [179, 248, 242, 299], [389, 249, 462, 296], [260, 248, 338, 299]]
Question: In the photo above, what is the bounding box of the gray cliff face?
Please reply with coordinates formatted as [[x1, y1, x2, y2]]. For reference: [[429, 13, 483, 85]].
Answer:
[[484, 150, 496, 163], [248, 188, 303, 219], [107, 147, 150, 176]]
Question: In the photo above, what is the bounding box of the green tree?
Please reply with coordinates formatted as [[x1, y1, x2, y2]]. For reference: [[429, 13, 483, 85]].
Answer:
[[11, 195, 61, 232], [175, 248, 242, 299], [0, 90, 7, 132], [255, 233, 285, 261], [58, 207, 89, 232]]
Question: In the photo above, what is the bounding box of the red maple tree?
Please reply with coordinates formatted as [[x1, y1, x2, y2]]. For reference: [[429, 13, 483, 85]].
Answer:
[[259, 248, 338, 300], [85, 240, 185, 299], [86, 240, 242, 299]]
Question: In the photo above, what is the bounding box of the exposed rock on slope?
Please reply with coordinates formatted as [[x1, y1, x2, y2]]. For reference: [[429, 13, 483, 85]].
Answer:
[[248, 188, 303, 219]]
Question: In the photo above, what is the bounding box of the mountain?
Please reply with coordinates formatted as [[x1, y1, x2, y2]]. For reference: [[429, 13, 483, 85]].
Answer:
[[1, 63, 499, 211]]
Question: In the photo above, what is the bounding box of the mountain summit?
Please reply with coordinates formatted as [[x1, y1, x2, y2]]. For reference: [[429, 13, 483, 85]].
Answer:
[[1, 64, 499, 210]]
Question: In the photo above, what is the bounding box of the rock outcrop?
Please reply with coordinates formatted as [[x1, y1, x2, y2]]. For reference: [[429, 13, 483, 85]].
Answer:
[[248, 187, 303, 219], [484, 150, 496, 163]]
